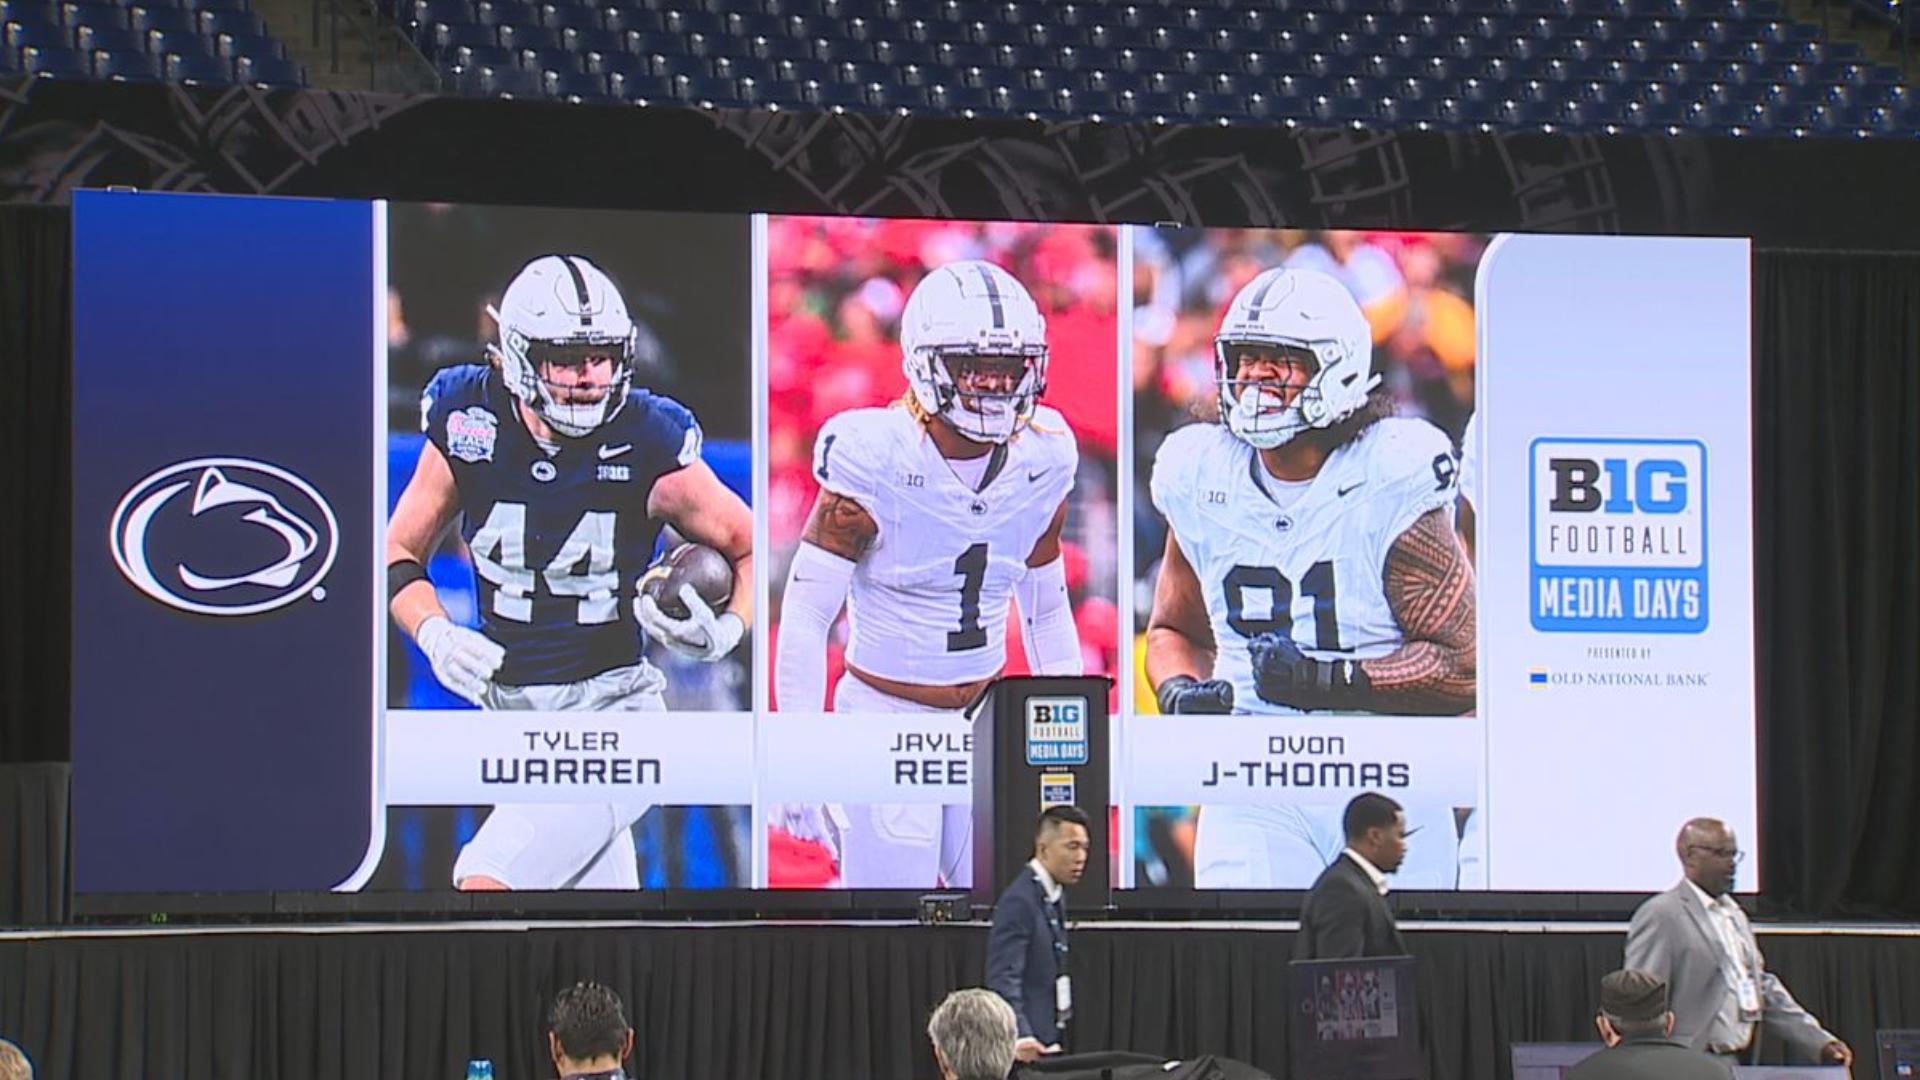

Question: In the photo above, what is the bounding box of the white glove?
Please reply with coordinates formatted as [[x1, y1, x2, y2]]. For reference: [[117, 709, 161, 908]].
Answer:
[[636, 583, 745, 662], [414, 614, 505, 706], [777, 803, 848, 865]]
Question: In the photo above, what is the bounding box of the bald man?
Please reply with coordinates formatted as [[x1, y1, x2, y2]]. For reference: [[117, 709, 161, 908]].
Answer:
[[1624, 818, 1850, 1069], [0, 1038, 32, 1080]]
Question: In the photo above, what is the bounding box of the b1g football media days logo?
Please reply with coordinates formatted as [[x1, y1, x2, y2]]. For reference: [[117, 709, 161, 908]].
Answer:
[[1025, 696, 1090, 766], [109, 457, 340, 616], [1529, 438, 1707, 633]]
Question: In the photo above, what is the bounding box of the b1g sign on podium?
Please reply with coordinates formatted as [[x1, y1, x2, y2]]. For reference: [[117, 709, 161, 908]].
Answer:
[[969, 676, 1111, 914]]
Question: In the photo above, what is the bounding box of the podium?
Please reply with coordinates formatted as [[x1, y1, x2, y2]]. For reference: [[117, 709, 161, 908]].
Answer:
[[968, 676, 1111, 914]]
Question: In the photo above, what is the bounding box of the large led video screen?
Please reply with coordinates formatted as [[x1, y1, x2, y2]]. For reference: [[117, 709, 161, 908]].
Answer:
[[71, 191, 1754, 895]]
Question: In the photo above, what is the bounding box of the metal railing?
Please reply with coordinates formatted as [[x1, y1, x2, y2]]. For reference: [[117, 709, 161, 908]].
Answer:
[[311, 0, 441, 92]]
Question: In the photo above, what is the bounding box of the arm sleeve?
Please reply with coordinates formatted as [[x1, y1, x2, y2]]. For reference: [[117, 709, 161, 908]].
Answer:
[[1748, 918, 1837, 1055], [1015, 555, 1082, 676], [1624, 901, 1676, 984], [773, 541, 854, 712], [812, 412, 881, 516], [420, 369, 454, 451], [1375, 420, 1461, 550], [642, 394, 704, 475], [985, 898, 1036, 1037]]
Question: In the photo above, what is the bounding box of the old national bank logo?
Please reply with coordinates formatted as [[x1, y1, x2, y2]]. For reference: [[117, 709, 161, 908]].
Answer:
[[1529, 438, 1707, 634], [110, 457, 340, 616]]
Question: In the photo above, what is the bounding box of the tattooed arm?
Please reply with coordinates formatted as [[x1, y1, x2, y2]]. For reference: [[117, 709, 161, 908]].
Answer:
[[1360, 507, 1477, 713], [774, 491, 878, 711], [801, 491, 879, 559]]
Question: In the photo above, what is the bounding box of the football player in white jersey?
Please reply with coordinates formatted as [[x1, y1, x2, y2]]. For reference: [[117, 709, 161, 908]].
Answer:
[[776, 259, 1083, 888], [1145, 266, 1476, 889]]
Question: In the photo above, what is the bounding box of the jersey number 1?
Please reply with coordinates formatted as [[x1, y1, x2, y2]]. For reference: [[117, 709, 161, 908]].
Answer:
[[468, 502, 619, 625], [948, 542, 988, 651]]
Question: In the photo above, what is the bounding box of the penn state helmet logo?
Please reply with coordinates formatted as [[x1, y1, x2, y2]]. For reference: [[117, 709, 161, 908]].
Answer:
[[109, 457, 340, 616]]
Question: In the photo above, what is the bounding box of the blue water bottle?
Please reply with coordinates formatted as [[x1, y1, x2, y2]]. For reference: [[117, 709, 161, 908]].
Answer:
[[465, 1059, 494, 1080]]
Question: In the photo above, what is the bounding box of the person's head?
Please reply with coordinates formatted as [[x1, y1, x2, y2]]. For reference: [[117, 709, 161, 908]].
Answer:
[[489, 254, 639, 439], [1343, 792, 1407, 873], [547, 981, 635, 1077], [1213, 267, 1377, 453], [900, 260, 1049, 446], [927, 988, 1018, 1080], [1676, 817, 1743, 897], [0, 1038, 32, 1080], [1594, 969, 1675, 1045], [1034, 804, 1091, 886]]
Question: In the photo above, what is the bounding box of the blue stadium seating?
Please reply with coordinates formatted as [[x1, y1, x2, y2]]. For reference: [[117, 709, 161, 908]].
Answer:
[[12, 0, 1915, 137]]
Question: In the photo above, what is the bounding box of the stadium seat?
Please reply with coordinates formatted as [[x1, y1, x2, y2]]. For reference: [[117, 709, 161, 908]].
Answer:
[[72, 22, 140, 50], [5, 18, 72, 47], [542, 66, 608, 98], [476, 61, 540, 94], [195, 10, 261, 36], [232, 52, 302, 82], [21, 41, 89, 72], [163, 50, 230, 80], [145, 27, 209, 54], [127, 5, 196, 31], [92, 46, 159, 77]]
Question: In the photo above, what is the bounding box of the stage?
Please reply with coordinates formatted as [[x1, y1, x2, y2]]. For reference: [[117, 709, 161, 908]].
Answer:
[[2, 918, 1914, 1080]]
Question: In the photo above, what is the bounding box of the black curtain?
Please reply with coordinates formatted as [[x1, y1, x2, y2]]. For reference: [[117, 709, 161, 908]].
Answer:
[[0, 924, 1911, 1080], [0, 206, 70, 765], [0, 763, 69, 925], [1753, 251, 1920, 918], [5, 209, 1920, 918]]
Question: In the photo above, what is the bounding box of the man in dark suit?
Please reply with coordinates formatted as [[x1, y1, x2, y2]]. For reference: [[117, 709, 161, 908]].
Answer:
[[1293, 792, 1409, 960], [985, 805, 1090, 1062], [1568, 969, 1734, 1080]]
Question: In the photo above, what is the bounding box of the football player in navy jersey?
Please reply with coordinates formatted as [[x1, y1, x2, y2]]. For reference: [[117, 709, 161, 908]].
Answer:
[[386, 254, 753, 890]]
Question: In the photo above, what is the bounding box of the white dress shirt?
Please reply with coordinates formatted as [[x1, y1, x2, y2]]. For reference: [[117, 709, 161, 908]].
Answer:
[[1030, 858, 1063, 904], [1686, 879, 1759, 1052], [1344, 848, 1391, 895]]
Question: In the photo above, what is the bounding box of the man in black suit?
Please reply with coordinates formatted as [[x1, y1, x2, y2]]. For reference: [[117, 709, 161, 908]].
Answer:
[[1293, 792, 1410, 960], [985, 805, 1090, 1062], [1568, 969, 1735, 1080]]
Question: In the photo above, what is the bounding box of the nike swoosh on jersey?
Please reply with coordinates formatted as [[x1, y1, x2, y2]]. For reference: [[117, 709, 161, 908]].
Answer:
[[1337, 481, 1366, 497], [1027, 469, 1045, 482], [599, 443, 633, 460]]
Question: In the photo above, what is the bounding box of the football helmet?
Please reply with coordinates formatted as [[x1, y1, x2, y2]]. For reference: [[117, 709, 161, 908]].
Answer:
[[487, 254, 637, 438], [1213, 267, 1379, 449], [900, 259, 1048, 445]]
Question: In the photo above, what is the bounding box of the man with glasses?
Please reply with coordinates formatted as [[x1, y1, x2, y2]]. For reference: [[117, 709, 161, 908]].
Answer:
[[1625, 818, 1851, 1069]]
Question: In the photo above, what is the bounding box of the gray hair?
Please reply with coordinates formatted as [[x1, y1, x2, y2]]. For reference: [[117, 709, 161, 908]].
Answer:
[[927, 989, 1018, 1080]]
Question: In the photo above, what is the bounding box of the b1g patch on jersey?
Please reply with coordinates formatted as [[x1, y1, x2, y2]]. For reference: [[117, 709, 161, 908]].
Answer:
[[1025, 696, 1089, 766], [446, 406, 499, 464], [1530, 437, 1707, 633]]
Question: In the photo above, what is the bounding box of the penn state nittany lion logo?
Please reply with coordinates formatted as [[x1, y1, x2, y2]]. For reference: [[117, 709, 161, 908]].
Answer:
[[109, 457, 340, 616]]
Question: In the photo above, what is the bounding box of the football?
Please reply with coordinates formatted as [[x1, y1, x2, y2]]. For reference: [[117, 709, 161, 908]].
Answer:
[[638, 542, 734, 620]]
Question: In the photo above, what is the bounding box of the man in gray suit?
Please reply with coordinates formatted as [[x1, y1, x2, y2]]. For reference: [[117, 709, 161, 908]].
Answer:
[[1568, 969, 1733, 1080], [1624, 817, 1852, 1068]]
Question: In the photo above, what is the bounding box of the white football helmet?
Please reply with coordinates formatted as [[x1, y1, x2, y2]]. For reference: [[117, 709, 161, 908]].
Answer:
[[1214, 267, 1379, 449], [900, 259, 1048, 445], [487, 254, 637, 438]]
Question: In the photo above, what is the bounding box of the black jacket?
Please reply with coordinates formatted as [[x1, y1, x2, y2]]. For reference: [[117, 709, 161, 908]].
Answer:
[[1565, 1037, 1736, 1080], [986, 866, 1068, 1046], [1292, 853, 1408, 960]]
